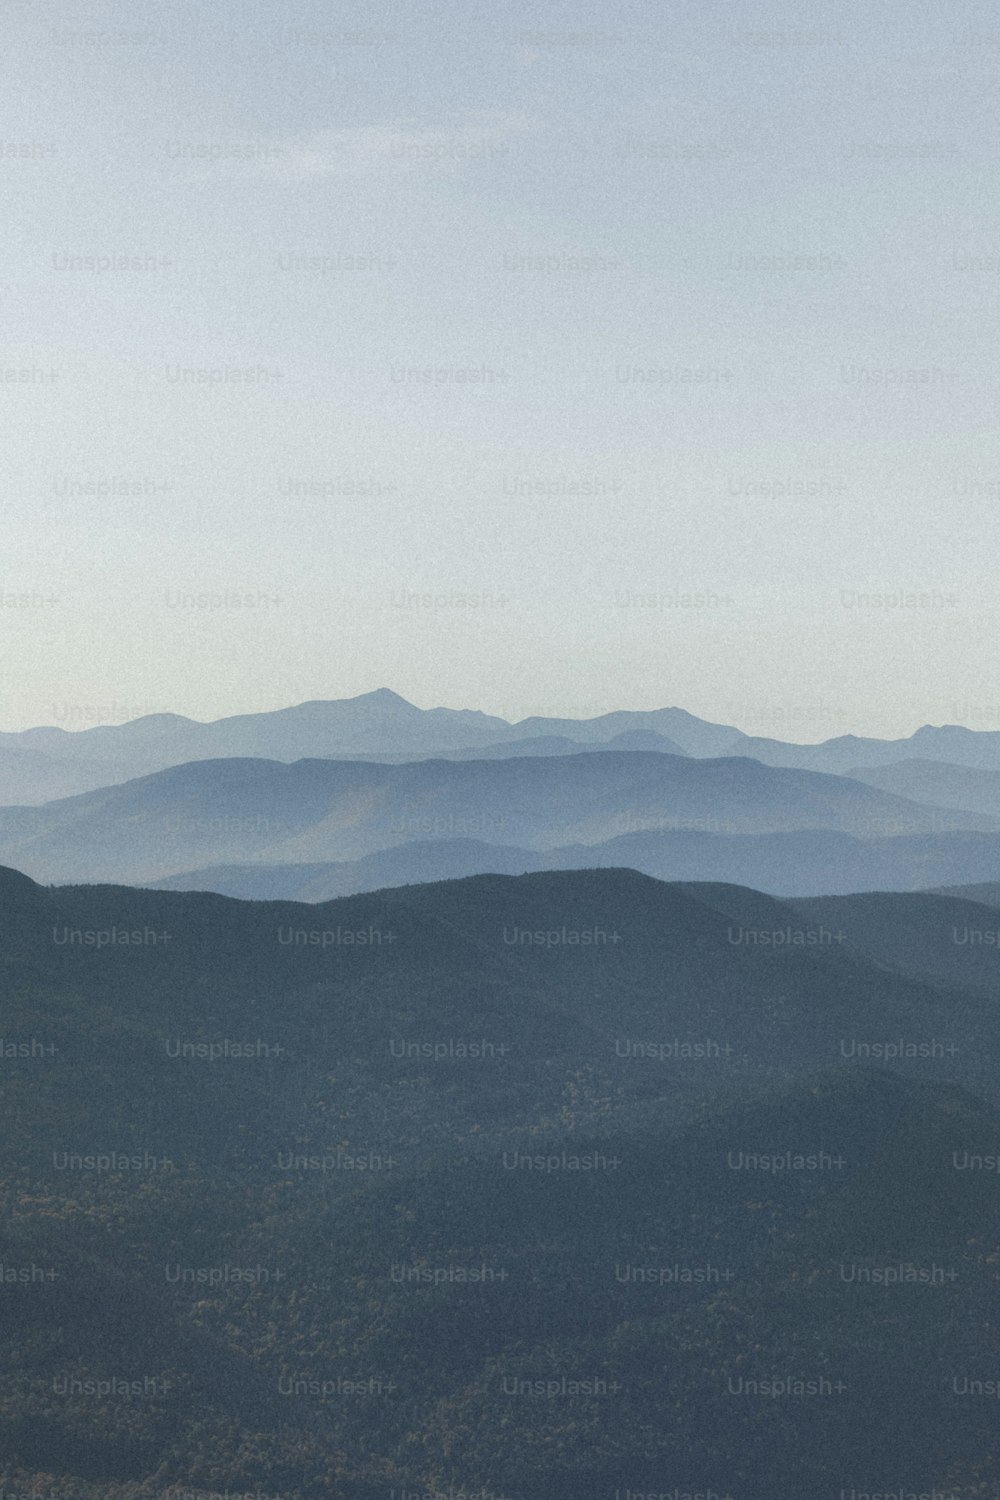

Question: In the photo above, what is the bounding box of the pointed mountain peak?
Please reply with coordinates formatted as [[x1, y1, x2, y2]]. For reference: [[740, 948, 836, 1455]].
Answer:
[[357, 688, 413, 706]]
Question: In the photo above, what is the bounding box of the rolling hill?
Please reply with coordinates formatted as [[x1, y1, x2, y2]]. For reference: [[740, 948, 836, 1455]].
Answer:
[[152, 824, 1000, 902], [0, 749, 983, 887], [2, 864, 1000, 1497]]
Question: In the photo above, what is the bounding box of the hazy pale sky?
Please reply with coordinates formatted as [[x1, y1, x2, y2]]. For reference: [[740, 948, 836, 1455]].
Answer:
[[4, 0, 1000, 739]]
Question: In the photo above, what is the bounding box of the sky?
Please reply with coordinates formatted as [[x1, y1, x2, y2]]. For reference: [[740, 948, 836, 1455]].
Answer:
[[4, 0, 1000, 740]]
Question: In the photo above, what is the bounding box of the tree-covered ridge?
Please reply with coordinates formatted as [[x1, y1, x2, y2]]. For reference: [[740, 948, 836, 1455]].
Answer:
[[1, 865, 997, 1496]]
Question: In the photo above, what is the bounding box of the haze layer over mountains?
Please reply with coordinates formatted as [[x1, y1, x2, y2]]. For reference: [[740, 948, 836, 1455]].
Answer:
[[8, 691, 1000, 898], [13, 687, 1000, 801]]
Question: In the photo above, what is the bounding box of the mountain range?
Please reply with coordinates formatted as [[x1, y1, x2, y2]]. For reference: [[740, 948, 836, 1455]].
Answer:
[[10, 688, 1000, 805], [0, 748, 991, 887], [147, 825, 1000, 901]]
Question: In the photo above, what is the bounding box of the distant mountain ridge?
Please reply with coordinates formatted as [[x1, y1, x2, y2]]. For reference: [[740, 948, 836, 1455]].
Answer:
[[7, 688, 1000, 804], [148, 824, 1000, 903], [0, 748, 993, 887]]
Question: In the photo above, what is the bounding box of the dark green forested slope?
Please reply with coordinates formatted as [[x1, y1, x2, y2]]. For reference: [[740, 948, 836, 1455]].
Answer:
[[1, 865, 998, 1498]]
